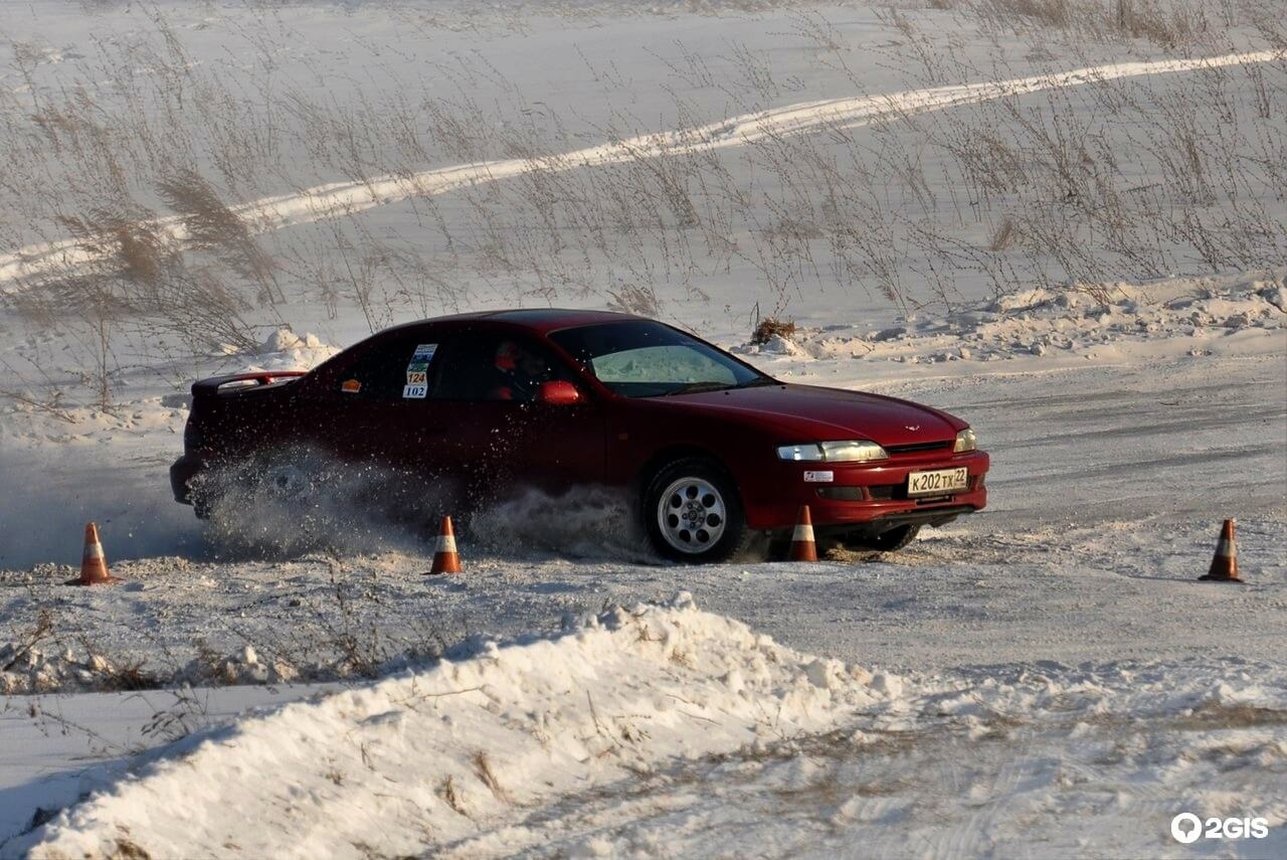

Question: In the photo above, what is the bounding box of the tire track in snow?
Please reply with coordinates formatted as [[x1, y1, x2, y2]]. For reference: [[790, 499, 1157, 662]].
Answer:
[[0, 50, 1279, 295]]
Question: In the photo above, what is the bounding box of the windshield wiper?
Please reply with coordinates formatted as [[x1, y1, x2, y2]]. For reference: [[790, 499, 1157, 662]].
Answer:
[[664, 381, 737, 396], [737, 377, 780, 388]]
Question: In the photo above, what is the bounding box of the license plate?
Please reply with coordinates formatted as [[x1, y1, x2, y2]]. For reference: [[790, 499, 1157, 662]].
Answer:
[[907, 467, 968, 497]]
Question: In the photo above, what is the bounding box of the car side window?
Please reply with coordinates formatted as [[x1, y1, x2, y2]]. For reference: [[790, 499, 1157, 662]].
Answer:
[[432, 333, 567, 402], [335, 336, 441, 401]]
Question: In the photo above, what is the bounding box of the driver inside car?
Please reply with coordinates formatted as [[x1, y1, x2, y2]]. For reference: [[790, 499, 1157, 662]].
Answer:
[[492, 340, 553, 401]]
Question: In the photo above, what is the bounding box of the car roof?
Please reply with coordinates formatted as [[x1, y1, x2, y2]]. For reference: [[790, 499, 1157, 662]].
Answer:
[[383, 308, 649, 337]]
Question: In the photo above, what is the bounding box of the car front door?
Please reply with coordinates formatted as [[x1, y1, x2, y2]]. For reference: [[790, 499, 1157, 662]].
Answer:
[[429, 329, 606, 510]]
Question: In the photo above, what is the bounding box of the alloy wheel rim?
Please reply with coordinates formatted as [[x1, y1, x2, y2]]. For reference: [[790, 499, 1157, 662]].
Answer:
[[656, 476, 727, 554], [265, 464, 309, 499]]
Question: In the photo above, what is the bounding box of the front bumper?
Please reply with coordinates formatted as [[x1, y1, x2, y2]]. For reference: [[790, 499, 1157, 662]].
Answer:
[[743, 449, 990, 535]]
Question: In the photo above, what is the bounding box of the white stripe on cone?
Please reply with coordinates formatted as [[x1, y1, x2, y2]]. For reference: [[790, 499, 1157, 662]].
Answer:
[[84, 543, 104, 560], [436, 534, 457, 553], [792, 524, 815, 542]]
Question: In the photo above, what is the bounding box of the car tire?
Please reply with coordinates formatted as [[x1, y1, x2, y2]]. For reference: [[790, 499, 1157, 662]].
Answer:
[[855, 524, 921, 553], [644, 457, 753, 563], [258, 459, 316, 502], [212, 451, 328, 557]]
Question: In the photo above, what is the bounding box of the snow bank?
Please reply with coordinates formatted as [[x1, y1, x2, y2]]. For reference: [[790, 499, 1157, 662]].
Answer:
[[9, 598, 1285, 859], [735, 270, 1285, 366], [239, 328, 339, 373], [7, 597, 896, 859]]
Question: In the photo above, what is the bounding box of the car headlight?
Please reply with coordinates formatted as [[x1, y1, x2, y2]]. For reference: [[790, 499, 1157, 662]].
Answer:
[[776, 441, 889, 462], [954, 428, 977, 453]]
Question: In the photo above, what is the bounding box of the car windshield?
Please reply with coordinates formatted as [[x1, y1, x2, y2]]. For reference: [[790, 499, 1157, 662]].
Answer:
[[549, 320, 773, 397]]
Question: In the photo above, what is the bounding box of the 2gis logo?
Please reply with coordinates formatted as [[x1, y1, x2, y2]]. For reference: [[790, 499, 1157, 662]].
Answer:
[[1170, 812, 1269, 844]]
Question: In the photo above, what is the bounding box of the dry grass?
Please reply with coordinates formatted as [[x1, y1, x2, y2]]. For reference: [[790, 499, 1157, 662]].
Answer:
[[439, 775, 468, 817], [957, 0, 1219, 46], [472, 751, 511, 803], [0, 3, 1282, 412]]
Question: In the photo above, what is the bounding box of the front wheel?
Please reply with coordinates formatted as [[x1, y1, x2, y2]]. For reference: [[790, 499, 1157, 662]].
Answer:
[[644, 458, 753, 563], [852, 524, 921, 553]]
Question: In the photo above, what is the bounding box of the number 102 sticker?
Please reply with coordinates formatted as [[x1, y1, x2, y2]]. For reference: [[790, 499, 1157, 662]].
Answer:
[[402, 383, 427, 399]]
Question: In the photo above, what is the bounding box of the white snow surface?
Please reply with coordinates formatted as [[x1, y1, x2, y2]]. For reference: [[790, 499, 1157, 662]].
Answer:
[[7, 598, 1286, 859], [1, 48, 1278, 293], [2, 276, 1282, 856], [0, 0, 1285, 857]]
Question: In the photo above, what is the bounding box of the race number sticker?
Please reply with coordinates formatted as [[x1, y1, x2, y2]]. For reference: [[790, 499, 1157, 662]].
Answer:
[[405, 351, 433, 392]]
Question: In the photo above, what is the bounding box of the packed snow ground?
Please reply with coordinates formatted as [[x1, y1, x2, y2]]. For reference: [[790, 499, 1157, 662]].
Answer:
[[1, 0, 1285, 857], [6, 602, 1286, 859], [3, 272, 1283, 856], [3, 271, 1283, 689]]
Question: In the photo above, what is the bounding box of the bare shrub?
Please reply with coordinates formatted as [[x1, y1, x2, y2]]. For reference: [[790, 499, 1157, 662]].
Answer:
[[156, 169, 280, 304], [607, 282, 661, 317], [751, 317, 797, 345], [1, 609, 55, 673], [989, 218, 1017, 253]]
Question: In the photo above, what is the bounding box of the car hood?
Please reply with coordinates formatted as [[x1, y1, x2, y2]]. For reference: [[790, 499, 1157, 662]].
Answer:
[[658, 383, 965, 446]]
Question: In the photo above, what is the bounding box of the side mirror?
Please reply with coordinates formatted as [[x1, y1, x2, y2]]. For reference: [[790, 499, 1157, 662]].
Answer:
[[536, 380, 583, 405]]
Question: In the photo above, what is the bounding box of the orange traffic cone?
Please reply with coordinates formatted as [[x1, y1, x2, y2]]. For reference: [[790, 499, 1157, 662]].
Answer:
[[789, 505, 818, 562], [427, 515, 462, 575], [1199, 519, 1242, 583], [66, 522, 120, 586]]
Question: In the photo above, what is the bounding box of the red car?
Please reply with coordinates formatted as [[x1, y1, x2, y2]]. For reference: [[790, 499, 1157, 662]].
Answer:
[[171, 310, 988, 561]]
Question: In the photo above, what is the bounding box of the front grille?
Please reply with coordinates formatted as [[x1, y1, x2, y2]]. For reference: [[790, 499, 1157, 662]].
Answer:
[[886, 441, 953, 455]]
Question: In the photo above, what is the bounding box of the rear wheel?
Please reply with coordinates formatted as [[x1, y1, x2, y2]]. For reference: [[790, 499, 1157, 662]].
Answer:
[[644, 458, 753, 563], [260, 460, 315, 502], [197, 451, 330, 557]]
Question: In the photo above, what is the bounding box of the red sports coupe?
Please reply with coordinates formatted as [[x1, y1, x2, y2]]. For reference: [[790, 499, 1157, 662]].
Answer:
[[171, 310, 988, 561]]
